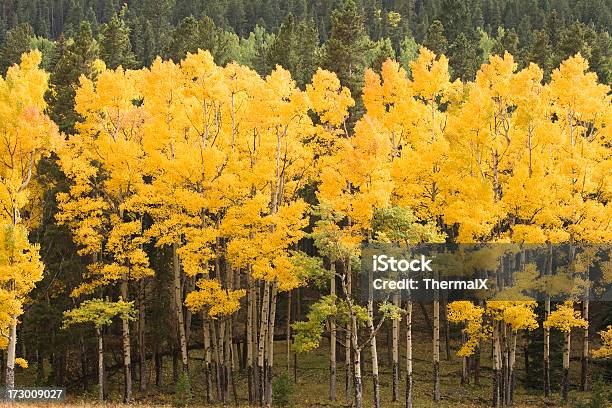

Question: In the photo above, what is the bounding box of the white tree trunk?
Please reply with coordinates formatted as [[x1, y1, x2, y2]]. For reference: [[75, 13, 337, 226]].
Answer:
[[562, 330, 570, 402], [173, 243, 188, 372], [433, 299, 440, 402], [392, 291, 400, 402], [257, 281, 270, 405], [121, 279, 132, 403], [5, 320, 16, 389], [581, 299, 589, 391], [329, 266, 336, 401], [367, 267, 380, 408], [493, 322, 501, 408], [97, 328, 104, 402], [405, 301, 413, 408]]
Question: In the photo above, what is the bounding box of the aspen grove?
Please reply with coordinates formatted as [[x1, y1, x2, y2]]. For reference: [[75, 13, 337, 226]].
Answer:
[[0, 44, 611, 408]]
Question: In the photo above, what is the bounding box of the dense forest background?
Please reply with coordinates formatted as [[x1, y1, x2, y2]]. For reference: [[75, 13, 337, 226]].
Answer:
[[1, 0, 610, 89], [0, 0, 611, 405]]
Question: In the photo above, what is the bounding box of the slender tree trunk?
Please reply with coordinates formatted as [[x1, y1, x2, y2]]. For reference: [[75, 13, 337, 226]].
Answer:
[[211, 320, 222, 401], [254, 281, 262, 402], [443, 297, 451, 361], [218, 319, 228, 404], [508, 331, 516, 406], [367, 266, 381, 408], [231, 339, 239, 404], [392, 291, 400, 402], [474, 339, 481, 385], [5, 320, 16, 389], [461, 331, 469, 385], [224, 319, 232, 403], [294, 288, 299, 382], [329, 266, 337, 401], [287, 289, 292, 372], [5, 214, 19, 390], [257, 281, 270, 406], [138, 279, 147, 393], [351, 315, 361, 408], [502, 323, 508, 405], [247, 272, 256, 403], [345, 262, 352, 402], [224, 264, 234, 404], [218, 319, 228, 403], [562, 330, 570, 402], [265, 282, 278, 406], [433, 297, 440, 402], [121, 279, 133, 403], [493, 322, 501, 408], [544, 297, 550, 397], [544, 243, 552, 397], [80, 334, 88, 390], [405, 301, 413, 408], [580, 299, 589, 391], [36, 348, 44, 384], [203, 312, 213, 403], [172, 243, 188, 373], [97, 328, 104, 402], [523, 338, 529, 383]]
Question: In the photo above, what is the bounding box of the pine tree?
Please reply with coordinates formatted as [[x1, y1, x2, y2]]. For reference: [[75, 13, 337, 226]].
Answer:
[[448, 32, 479, 81], [99, 6, 136, 69], [399, 36, 419, 71], [368, 38, 396, 72], [439, 0, 472, 42], [525, 30, 553, 79], [321, 0, 373, 108], [423, 20, 448, 56], [46, 21, 99, 134], [266, 14, 319, 87], [164, 16, 240, 65], [130, 16, 157, 67], [589, 31, 611, 84], [238, 25, 273, 75], [0, 23, 34, 75]]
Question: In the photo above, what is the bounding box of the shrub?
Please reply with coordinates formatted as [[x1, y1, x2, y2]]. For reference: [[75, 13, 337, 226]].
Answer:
[[573, 377, 611, 408], [173, 371, 193, 407], [272, 371, 293, 407]]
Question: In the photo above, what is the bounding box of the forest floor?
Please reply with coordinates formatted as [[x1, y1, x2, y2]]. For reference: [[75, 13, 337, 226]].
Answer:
[[7, 325, 607, 408]]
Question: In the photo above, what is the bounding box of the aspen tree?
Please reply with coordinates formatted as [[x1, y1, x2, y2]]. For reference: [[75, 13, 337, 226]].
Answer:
[[62, 299, 136, 402], [306, 68, 354, 403], [544, 301, 588, 402], [547, 55, 611, 392], [391, 48, 455, 403], [292, 275, 403, 408], [447, 300, 487, 386], [315, 80, 402, 407], [362, 57, 448, 407], [0, 51, 58, 389], [592, 326, 612, 359], [220, 65, 315, 405], [137, 58, 194, 375], [56, 64, 153, 402]]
